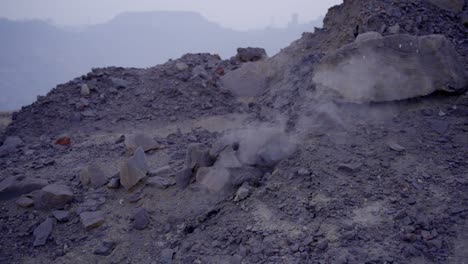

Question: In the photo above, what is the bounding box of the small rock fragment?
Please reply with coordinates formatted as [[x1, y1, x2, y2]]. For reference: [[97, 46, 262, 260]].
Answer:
[[132, 208, 149, 230], [175, 168, 193, 189], [175, 62, 189, 71], [16, 196, 34, 208], [94, 241, 117, 256], [388, 141, 406, 152], [33, 218, 55, 247], [146, 176, 176, 189], [338, 162, 362, 173], [55, 136, 71, 146], [160, 248, 175, 264], [52, 210, 70, 222], [80, 211, 105, 231], [185, 144, 213, 170], [148, 165, 171, 177], [107, 178, 120, 189], [234, 183, 251, 202], [215, 147, 243, 169], [80, 164, 108, 188], [196, 167, 231, 192]]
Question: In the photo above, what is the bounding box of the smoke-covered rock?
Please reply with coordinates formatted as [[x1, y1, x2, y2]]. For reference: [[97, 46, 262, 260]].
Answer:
[[313, 34, 468, 103]]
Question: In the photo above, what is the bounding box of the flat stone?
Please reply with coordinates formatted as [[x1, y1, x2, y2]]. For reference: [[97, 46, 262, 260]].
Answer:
[[388, 141, 406, 152], [33, 218, 55, 247], [120, 147, 149, 190], [132, 208, 149, 230], [80, 211, 105, 231], [16, 196, 34, 208], [52, 210, 70, 222], [146, 176, 176, 189], [338, 162, 362, 173], [0, 176, 48, 200], [80, 164, 108, 188], [125, 134, 160, 154], [34, 184, 74, 210], [148, 165, 171, 177]]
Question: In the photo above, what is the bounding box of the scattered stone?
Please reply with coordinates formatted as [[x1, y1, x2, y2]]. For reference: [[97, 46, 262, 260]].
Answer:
[[175, 62, 189, 71], [388, 141, 406, 152], [316, 239, 329, 251], [175, 168, 193, 189], [34, 184, 74, 210], [234, 183, 251, 202], [120, 147, 149, 190], [55, 136, 71, 146], [160, 248, 175, 264], [128, 193, 142, 203], [52, 210, 70, 222], [148, 165, 171, 177], [314, 34, 468, 102], [215, 147, 243, 169], [16, 196, 34, 208], [0, 176, 48, 200], [355, 31, 382, 42], [33, 218, 55, 247], [185, 144, 213, 170], [196, 167, 231, 192], [94, 241, 117, 256], [297, 168, 311, 176], [80, 164, 108, 188], [80, 211, 105, 231], [110, 77, 130, 89], [338, 162, 362, 173], [124, 133, 160, 154], [235, 47, 267, 62], [107, 178, 120, 189], [115, 134, 125, 144], [146, 176, 176, 189], [81, 84, 90, 96], [192, 65, 208, 79], [132, 208, 150, 230], [388, 24, 400, 34]]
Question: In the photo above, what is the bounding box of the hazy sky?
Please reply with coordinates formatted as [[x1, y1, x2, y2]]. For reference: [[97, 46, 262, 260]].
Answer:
[[0, 0, 342, 30]]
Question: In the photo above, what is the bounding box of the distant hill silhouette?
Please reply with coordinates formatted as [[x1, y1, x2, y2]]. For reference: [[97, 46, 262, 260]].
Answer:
[[0, 11, 322, 110]]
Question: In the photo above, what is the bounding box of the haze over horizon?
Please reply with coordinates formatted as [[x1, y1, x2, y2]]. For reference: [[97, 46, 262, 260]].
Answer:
[[0, 0, 342, 30]]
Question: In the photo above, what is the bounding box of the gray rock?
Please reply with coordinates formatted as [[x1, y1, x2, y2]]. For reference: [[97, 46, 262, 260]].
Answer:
[[120, 147, 149, 190], [388, 24, 400, 34], [16, 196, 34, 208], [80, 84, 90, 96], [132, 208, 149, 230], [94, 241, 117, 256], [338, 162, 362, 173], [146, 176, 176, 189], [175, 62, 189, 71], [355, 31, 382, 42], [107, 178, 121, 189], [196, 167, 231, 192], [160, 248, 175, 264], [80, 164, 108, 188], [33, 218, 55, 247], [192, 65, 208, 79], [148, 165, 171, 177], [234, 183, 251, 202], [175, 168, 193, 189], [125, 133, 160, 154], [110, 77, 130, 89], [34, 184, 74, 210], [80, 211, 105, 231], [215, 147, 243, 169], [314, 34, 468, 102], [185, 144, 213, 170], [221, 61, 272, 97], [52, 210, 70, 222], [236, 47, 267, 62], [0, 176, 48, 200], [387, 141, 406, 152]]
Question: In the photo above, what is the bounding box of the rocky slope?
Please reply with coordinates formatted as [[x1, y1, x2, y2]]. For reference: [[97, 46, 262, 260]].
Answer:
[[0, 1, 467, 264]]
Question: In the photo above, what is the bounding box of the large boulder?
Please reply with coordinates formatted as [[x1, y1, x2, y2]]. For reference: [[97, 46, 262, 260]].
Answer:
[[0, 176, 48, 200], [221, 61, 273, 97], [120, 147, 149, 190], [313, 34, 468, 103], [33, 184, 74, 210]]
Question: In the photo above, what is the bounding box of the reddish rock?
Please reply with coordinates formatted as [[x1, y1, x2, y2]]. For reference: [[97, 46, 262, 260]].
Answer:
[[55, 137, 71, 146]]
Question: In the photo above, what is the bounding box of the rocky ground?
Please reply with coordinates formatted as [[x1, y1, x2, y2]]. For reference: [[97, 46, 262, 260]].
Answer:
[[1, 0, 467, 264]]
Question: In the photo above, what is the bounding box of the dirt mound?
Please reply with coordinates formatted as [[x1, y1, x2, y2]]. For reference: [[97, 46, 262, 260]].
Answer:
[[0, 1, 467, 263]]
